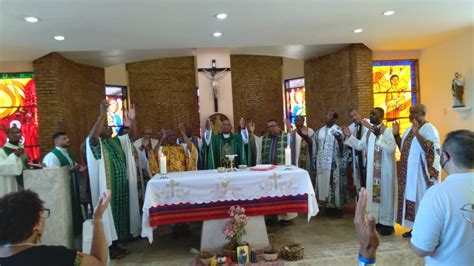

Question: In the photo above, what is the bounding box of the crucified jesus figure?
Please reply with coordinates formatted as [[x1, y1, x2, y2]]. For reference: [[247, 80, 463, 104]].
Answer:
[[201, 69, 228, 100]]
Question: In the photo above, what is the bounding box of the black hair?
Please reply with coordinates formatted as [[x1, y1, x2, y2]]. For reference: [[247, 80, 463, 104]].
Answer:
[[52, 131, 67, 142], [0, 190, 44, 244], [374, 107, 385, 118]]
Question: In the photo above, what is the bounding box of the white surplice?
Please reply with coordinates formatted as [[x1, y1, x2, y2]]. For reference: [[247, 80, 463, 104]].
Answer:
[[347, 122, 369, 191], [345, 126, 397, 226], [0, 143, 24, 197], [86, 135, 141, 246], [399, 123, 441, 228]]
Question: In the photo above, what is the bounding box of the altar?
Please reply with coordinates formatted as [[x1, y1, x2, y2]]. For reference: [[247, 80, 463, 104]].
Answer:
[[141, 165, 318, 250]]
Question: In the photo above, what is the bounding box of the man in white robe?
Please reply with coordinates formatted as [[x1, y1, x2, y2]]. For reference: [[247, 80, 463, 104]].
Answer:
[[393, 104, 441, 238], [344, 107, 397, 235], [0, 127, 28, 197], [133, 126, 158, 199], [346, 108, 369, 191], [287, 116, 315, 185], [313, 111, 346, 218], [86, 101, 140, 259]]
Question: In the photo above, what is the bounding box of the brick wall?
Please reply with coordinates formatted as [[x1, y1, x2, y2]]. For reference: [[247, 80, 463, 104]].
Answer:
[[231, 55, 283, 133], [126, 57, 198, 135], [305, 44, 373, 130], [33, 52, 104, 160]]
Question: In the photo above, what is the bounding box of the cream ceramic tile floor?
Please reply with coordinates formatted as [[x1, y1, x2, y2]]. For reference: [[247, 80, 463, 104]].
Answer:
[[110, 209, 423, 266]]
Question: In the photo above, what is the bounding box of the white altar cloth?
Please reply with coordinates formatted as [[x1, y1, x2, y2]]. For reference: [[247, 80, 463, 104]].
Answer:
[[141, 166, 318, 243]]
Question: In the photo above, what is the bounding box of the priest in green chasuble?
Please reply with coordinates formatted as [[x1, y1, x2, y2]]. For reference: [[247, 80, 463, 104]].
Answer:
[[253, 119, 296, 225], [86, 101, 140, 259], [202, 117, 253, 169], [42, 132, 87, 236]]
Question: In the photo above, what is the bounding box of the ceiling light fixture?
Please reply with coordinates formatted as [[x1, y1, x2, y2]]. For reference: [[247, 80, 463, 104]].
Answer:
[[353, 28, 363, 33], [212, 32, 222, 37], [383, 10, 395, 16], [54, 35, 65, 41], [24, 16, 39, 23], [216, 13, 228, 20]]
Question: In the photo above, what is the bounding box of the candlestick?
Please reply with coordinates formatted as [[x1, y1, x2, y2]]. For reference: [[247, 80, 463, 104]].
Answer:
[[160, 153, 167, 177], [285, 146, 291, 170]]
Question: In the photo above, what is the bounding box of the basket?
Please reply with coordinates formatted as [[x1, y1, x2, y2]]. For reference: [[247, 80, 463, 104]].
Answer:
[[280, 243, 304, 261]]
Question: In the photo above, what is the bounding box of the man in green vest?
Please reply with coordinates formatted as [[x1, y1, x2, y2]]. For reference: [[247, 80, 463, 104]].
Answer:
[[0, 127, 29, 197], [202, 117, 254, 169], [42, 132, 86, 236]]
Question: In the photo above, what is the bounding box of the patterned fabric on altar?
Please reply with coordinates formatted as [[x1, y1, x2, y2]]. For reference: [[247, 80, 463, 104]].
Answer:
[[149, 194, 308, 226], [141, 165, 318, 242]]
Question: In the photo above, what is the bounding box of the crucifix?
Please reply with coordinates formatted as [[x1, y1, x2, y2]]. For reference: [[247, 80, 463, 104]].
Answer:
[[198, 59, 231, 112]]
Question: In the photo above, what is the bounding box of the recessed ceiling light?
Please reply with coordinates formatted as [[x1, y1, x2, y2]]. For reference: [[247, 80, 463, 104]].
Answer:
[[212, 32, 222, 37], [216, 13, 228, 20], [353, 28, 363, 33], [54, 35, 65, 41], [383, 10, 396, 16], [24, 16, 39, 23]]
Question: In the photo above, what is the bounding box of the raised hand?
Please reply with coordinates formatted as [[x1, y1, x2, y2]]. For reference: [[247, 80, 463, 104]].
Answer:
[[411, 119, 419, 135], [284, 119, 292, 132], [14, 148, 25, 157], [93, 189, 111, 220], [239, 117, 246, 129], [100, 100, 110, 116], [160, 128, 166, 140], [354, 188, 379, 259], [361, 119, 371, 129], [342, 126, 351, 137], [206, 119, 213, 131], [127, 104, 136, 120], [178, 123, 186, 136], [372, 126, 381, 137], [392, 120, 400, 136], [300, 126, 308, 136], [247, 121, 256, 134]]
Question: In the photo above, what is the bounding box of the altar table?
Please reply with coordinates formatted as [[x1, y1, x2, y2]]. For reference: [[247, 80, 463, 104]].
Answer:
[[141, 165, 319, 244]]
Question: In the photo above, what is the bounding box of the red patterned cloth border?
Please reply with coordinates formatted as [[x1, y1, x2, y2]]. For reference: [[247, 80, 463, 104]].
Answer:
[[149, 194, 308, 226]]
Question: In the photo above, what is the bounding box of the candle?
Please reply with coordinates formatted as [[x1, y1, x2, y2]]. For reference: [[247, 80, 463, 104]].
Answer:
[[285, 146, 291, 166], [160, 153, 167, 174]]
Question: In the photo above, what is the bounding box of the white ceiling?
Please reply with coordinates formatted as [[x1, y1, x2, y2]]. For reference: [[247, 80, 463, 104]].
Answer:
[[1, 0, 473, 67]]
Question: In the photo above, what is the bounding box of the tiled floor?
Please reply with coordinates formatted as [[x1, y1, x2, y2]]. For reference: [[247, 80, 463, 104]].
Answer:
[[111, 209, 423, 266]]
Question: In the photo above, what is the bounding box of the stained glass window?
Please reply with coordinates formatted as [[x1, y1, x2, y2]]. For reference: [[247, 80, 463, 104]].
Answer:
[[284, 77, 306, 126], [372, 60, 419, 136], [0, 73, 40, 163], [105, 85, 128, 136]]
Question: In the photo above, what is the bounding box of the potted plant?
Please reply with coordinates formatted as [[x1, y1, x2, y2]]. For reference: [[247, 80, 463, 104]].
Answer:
[[222, 205, 249, 261]]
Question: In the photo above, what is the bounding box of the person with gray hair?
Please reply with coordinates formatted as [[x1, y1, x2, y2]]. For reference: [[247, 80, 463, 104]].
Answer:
[[393, 103, 441, 238]]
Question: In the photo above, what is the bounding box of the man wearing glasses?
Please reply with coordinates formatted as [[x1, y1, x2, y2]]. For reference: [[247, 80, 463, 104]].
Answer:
[[410, 130, 474, 264], [355, 130, 473, 266]]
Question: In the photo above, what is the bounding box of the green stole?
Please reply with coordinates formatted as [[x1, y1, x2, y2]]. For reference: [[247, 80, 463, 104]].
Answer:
[[203, 133, 253, 169], [261, 132, 287, 165], [49, 148, 83, 235], [2, 145, 28, 188]]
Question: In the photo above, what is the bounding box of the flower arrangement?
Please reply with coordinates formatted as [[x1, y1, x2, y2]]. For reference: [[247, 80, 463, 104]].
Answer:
[[222, 205, 249, 248]]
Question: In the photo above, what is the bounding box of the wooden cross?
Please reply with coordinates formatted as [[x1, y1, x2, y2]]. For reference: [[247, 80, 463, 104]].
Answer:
[[269, 172, 282, 190], [166, 179, 178, 198], [198, 59, 231, 112]]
